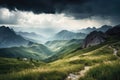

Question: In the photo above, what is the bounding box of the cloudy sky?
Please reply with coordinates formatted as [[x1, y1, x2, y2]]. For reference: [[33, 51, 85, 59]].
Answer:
[[0, 0, 120, 36]]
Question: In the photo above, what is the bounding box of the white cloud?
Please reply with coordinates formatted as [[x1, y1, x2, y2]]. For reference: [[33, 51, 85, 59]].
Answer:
[[0, 8, 114, 36]]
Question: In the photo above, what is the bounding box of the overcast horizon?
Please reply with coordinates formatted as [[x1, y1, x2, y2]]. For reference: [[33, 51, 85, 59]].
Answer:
[[0, 0, 120, 37]]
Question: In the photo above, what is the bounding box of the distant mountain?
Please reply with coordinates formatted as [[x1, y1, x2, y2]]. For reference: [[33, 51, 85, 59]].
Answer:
[[97, 25, 112, 32], [78, 25, 112, 34], [53, 30, 87, 40], [78, 27, 96, 34], [0, 43, 53, 60], [82, 31, 107, 48], [0, 26, 29, 48], [17, 31, 46, 43]]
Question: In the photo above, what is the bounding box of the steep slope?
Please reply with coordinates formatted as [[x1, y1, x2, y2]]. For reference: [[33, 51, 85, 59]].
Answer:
[[0, 43, 53, 60], [53, 30, 87, 40], [82, 31, 107, 48], [0, 26, 29, 48]]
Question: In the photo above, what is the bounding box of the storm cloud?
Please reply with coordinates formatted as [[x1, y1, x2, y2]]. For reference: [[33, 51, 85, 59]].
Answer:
[[0, 0, 120, 22]]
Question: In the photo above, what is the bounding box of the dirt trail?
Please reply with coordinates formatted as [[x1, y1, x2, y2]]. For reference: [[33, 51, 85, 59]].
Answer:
[[109, 46, 119, 57], [65, 46, 119, 80], [65, 66, 91, 80]]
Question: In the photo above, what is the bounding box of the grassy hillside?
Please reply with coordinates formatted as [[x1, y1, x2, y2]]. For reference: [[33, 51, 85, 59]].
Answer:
[[45, 40, 68, 52], [45, 39, 83, 62], [0, 57, 45, 74], [0, 44, 53, 60], [0, 41, 119, 80], [80, 60, 120, 80]]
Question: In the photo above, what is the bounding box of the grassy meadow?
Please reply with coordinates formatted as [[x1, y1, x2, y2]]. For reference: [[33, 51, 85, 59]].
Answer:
[[0, 42, 120, 80]]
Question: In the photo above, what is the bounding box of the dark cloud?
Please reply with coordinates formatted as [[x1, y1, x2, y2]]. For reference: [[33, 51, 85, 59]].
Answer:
[[0, 0, 89, 13], [0, 0, 120, 24]]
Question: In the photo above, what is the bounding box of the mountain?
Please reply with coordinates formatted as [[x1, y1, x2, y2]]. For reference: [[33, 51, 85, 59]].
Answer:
[[0, 26, 29, 48], [78, 25, 112, 34], [0, 43, 53, 60], [53, 30, 87, 40], [82, 31, 107, 48], [17, 31, 46, 43], [78, 27, 96, 34], [106, 24, 120, 36], [97, 25, 112, 32]]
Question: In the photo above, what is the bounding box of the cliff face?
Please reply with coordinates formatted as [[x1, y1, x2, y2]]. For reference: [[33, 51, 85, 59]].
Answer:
[[82, 31, 107, 48]]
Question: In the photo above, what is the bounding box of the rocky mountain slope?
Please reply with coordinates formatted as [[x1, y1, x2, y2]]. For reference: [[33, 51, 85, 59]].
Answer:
[[82, 31, 107, 48]]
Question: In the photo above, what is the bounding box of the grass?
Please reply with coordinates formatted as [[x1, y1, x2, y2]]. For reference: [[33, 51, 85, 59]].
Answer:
[[0, 57, 45, 74], [0, 41, 120, 80], [80, 60, 120, 80], [0, 60, 84, 80]]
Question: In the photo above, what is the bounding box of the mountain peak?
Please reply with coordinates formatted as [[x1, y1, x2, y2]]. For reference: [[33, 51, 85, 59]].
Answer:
[[58, 30, 72, 34], [100, 25, 112, 29], [0, 26, 29, 48], [53, 30, 86, 40]]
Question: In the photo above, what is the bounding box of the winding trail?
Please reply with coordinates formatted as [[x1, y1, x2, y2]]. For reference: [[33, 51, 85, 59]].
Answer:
[[65, 46, 119, 80], [65, 66, 91, 80]]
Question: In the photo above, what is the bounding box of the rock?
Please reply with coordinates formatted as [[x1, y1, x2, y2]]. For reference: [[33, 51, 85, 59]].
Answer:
[[82, 31, 107, 48]]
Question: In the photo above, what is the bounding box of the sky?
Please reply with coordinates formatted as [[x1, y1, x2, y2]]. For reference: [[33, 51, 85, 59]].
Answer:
[[0, 0, 120, 36]]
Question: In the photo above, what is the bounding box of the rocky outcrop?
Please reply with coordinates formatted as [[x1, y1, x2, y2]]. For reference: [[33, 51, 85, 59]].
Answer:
[[82, 31, 107, 48]]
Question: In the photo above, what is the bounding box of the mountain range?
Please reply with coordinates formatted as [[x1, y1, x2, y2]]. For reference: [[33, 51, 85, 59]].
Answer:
[[78, 25, 112, 34], [52, 30, 87, 40], [82, 24, 120, 48], [0, 24, 119, 61], [17, 31, 46, 43]]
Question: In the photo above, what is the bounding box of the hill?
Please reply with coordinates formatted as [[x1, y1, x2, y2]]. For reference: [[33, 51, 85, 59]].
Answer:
[[45, 39, 83, 62], [0, 43, 53, 60]]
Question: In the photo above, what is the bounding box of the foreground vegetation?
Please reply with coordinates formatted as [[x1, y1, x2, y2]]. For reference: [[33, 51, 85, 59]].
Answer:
[[0, 41, 120, 80], [80, 60, 120, 80]]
